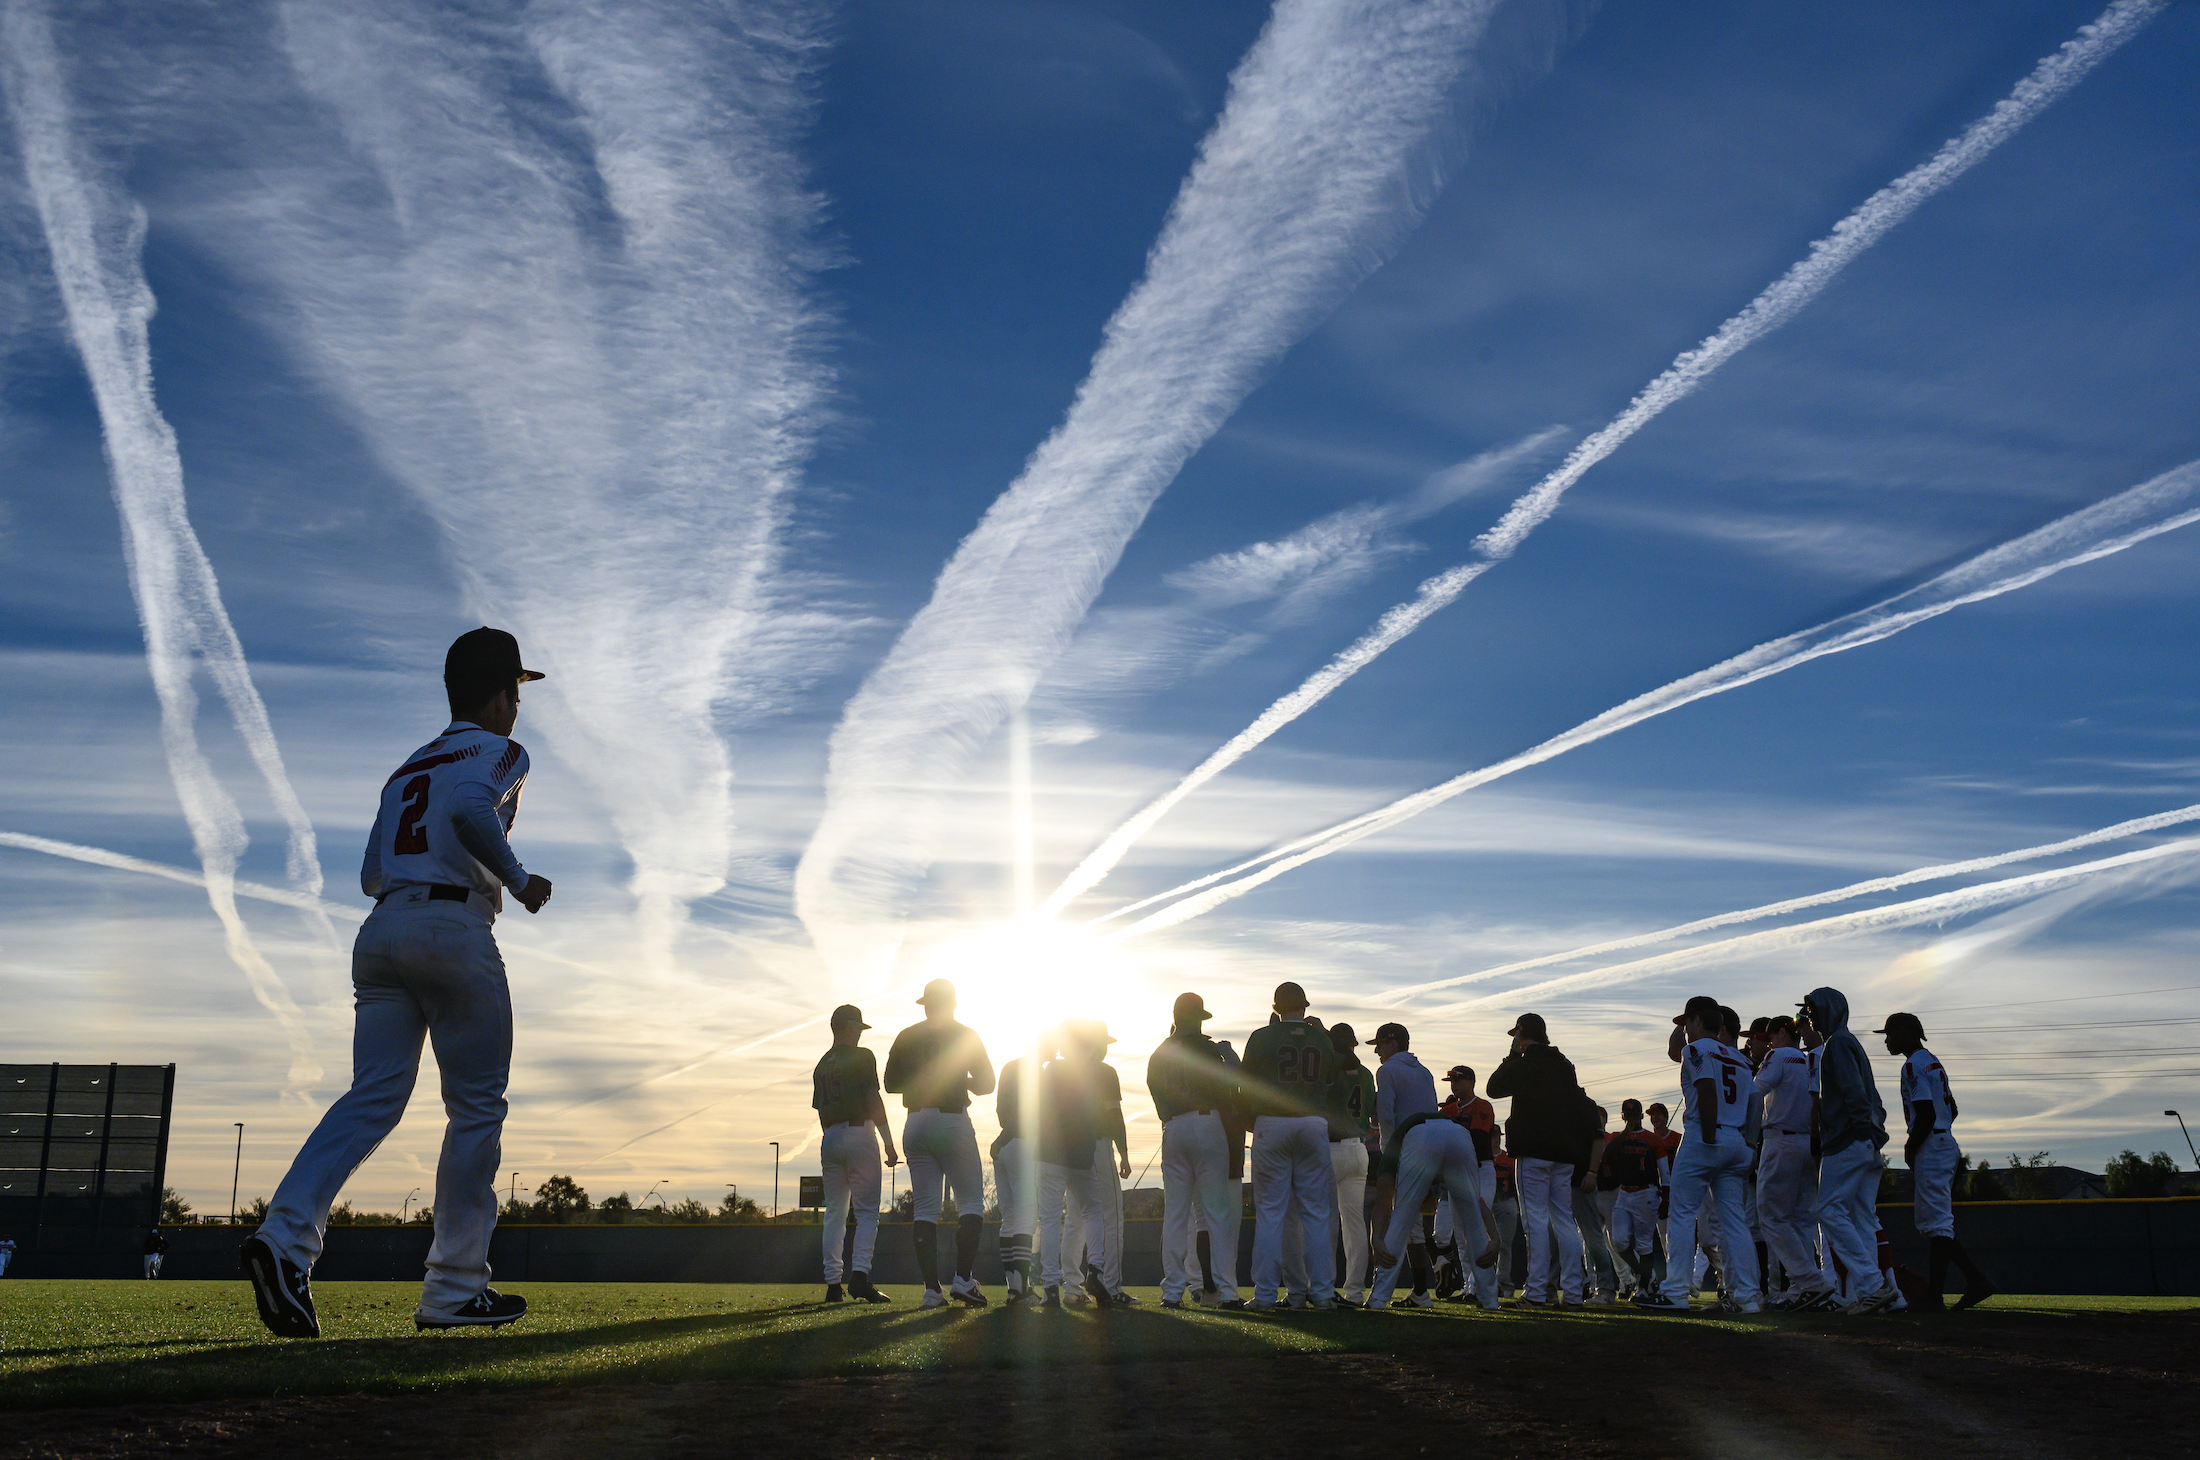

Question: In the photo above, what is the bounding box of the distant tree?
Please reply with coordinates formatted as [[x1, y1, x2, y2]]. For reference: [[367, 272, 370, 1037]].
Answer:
[[328, 1201, 358, 1225], [2105, 1149, 2179, 1199], [600, 1192, 634, 1212], [532, 1175, 591, 1223], [240, 1196, 270, 1224], [500, 1194, 533, 1222], [886, 1189, 915, 1224], [1967, 1161, 2009, 1202], [159, 1187, 195, 1225], [409, 1205, 435, 1224], [665, 1197, 714, 1224], [2006, 1152, 2056, 1200], [719, 1192, 763, 1223]]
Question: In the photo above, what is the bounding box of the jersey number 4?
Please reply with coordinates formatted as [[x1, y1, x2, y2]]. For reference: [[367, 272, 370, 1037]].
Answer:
[[393, 775, 432, 856]]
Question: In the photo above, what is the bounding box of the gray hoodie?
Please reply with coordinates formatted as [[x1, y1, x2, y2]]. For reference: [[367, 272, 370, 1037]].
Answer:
[[1808, 986, 1886, 1156]]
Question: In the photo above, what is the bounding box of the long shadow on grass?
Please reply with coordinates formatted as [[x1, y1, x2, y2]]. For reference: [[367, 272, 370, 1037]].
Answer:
[[5, 1298, 1665, 1412]]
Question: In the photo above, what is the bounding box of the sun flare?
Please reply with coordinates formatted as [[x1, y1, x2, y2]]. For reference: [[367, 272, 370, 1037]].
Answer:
[[915, 919, 1164, 1066]]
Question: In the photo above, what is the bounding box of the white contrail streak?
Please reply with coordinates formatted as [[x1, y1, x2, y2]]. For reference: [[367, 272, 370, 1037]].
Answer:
[[1435, 837, 2200, 1013], [4, 0, 325, 1091], [1044, 0, 2165, 914], [1105, 457, 2200, 938], [238, 0, 833, 959], [0, 830, 353, 920], [1372, 804, 2200, 1011], [797, 0, 1514, 987], [1378, 803, 2200, 1005]]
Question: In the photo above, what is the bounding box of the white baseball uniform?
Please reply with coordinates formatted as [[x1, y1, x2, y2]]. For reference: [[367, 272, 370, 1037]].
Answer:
[[1661, 1038, 1760, 1308], [258, 721, 533, 1318], [883, 1020, 992, 1227], [1753, 1046, 1830, 1296], [1372, 1117, 1483, 1306], [1160, 1111, 1238, 1302], [1902, 1047, 1961, 1240], [814, 1043, 885, 1284]]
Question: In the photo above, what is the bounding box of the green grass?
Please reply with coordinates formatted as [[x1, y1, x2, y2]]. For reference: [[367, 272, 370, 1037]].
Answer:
[[2, 1282, 2193, 1412]]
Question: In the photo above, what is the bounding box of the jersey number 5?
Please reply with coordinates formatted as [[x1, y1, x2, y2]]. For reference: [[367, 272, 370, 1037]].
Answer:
[[1720, 1066, 1739, 1105], [393, 775, 432, 856]]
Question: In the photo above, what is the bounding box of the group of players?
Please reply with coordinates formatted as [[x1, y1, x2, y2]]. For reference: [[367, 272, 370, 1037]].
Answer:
[[813, 978, 1997, 1315]]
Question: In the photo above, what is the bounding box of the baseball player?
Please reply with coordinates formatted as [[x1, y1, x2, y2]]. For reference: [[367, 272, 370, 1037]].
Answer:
[[1880, 1012, 1994, 1311], [142, 1228, 166, 1279], [1601, 1101, 1664, 1296], [1068, 1020, 1135, 1303], [1037, 1026, 1112, 1308], [1645, 1100, 1679, 1287], [814, 1004, 898, 1304], [1438, 1065, 1500, 1308], [1753, 1016, 1834, 1309], [0, 1234, 13, 1277], [244, 628, 552, 1338], [1798, 988, 1896, 1314], [1325, 1022, 1378, 1306], [1489, 1130, 1518, 1296], [1149, 993, 1244, 1309], [1576, 1105, 1619, 1304], [1487, 1012, 1595, 1308], [992, 1035, 1049, 1307], [1642, 996, 1760, 1313], [883, 979, 995, 1308], [1370, 1109, 1499, 1294], [1238, 983, 1341, 1310]]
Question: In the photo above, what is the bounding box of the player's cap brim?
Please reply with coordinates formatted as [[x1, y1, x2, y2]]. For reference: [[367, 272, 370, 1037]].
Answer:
[[518, 669, 545, 682]]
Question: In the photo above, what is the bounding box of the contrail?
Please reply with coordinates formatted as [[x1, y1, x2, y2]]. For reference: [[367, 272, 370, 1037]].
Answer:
[[1044, 0, 2166, 914], [1434, 836, 2200, 1014], [1377, 803, 2200, 1006], [797, 0, 1518, 987], [4, 0, 325, 1091], [229, 0, 834, 960], [1104, 456, 2200, 938], [0, 830, 353, 920]]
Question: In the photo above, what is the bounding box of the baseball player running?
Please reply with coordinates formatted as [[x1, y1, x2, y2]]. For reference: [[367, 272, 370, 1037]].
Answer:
[[815, 1005, 898, 1304], [1238, 983, 1341, 1310], [244, 628, 552, 1337], [1753, 1016, 1834, 1309], [1149, 993, 1244, 1309], [1880, 1012, 1994, 1311], [1642, 997, 1761, 1313], [883, 979, 995, 1308]]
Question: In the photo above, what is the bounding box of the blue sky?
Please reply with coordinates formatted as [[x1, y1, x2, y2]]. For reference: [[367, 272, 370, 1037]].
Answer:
[[4, 0, 2198, 1217]]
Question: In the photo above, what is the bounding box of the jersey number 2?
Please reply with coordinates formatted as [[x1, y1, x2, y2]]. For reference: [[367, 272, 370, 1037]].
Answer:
[[393, 775, 432, 855]]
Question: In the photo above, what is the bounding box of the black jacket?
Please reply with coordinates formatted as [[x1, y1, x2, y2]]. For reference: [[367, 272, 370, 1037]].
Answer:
[[1487, 1043, 1597, 1172]]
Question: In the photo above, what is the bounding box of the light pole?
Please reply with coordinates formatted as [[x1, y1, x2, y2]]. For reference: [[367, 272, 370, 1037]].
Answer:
[[509, 1172, 519, 1210], [770, 1142, 780, 1219], [401, 1187, 420, 1223], [230, 1123, 244, 1224], [2169, 1111, 2200, 1168], [642, 1179, 667, 1213]]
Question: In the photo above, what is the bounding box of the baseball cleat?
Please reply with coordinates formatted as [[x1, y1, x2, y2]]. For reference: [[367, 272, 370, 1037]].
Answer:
[[920, 1286, 949, 1309], [1194, 1284, 1220, 1306], [239, 1235, 319, 1339], [1840, 1285, 1900, 1317], [1064, 1288, 1090, 1306], [1042, 1286, 1062, 1309], [1637, 1295, 1694, 1314], [1249, 1298, 1278, 1312], [1216, 1298, 1250, 1310], [1109, 1289, 1141, 1305], [1392, 1291, 1436, 1310], [1586, 1291, 1615, 1306], [1951, 1283, 1995, 1313], [415, 1288, 527, 1330], [950, 1276, 988, 1307], [1161, 1298, 1184, 1309], [1079, 1267, 1113, 1309], [848, 1273, 891, 1304], [825, 1283, 845, 1303]]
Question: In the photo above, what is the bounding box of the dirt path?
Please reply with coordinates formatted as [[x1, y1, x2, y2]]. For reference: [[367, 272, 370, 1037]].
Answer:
[[8, 1310, 2194, 1460]]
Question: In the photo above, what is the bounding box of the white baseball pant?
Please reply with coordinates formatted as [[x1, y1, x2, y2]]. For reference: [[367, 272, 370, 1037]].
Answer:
[[1662, 1135, 1759, 1307], [994, 1136, 1038, 1235], [143, 1254, 163, 1279], [1611, 1187, 1660, 1260], [1332, 1139, 1371, 1303], [1756, 1131, 1830, 1295], [1077, 1144, 1126, 1294], [1515, 1157, 1584, 1303], [257, 892, 510, 1316], [1161, 1113, 1238, 1302], [902, 1108, 983, 1223], [1373, 1121, 1484, 1306], [1816, 1140, 1886, 1300], [1470, 1161, 1500, 1306], [1910, 1131, 1959, 1240], [819, 1121, 882, 1283], [1251, 1114, 1334, 1304], [1039, 1158, 1106, 1289], [0, 1246, 13, 1277]]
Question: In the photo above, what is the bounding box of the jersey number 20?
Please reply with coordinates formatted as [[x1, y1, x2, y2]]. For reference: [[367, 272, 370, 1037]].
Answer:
[[393, 775, 432, 856], [1276, 1045, 1325, 1083]]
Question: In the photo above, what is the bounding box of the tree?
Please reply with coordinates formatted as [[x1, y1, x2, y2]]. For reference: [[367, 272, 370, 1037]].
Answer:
[[159, 1187, 194, 1225], [597, 1192, 634, 1224], [409, 1204, 434, 1224], [720, 1192, 763, 1223], [240, 1196, 270, 1224], [2105, 1149, 2179, 1199], [1967, 1161, 2009, 1201], [532, 1174, 590, 1223], [664, 1197, 713, 1224], [887, 1189, 915, 1224], [2006, 1152, 2056, 1200]]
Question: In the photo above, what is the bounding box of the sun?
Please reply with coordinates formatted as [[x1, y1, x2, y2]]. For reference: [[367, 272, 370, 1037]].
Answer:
[[915, 919, 1163, 1065]]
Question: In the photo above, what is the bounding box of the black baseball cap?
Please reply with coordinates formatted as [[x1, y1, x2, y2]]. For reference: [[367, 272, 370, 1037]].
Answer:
[[445, 627, 543, 691], [1673, 995, 1721, 1029], [1874, 1012, 1926, 1040], [1328, 1022, 1359, 1053], [1507, 1012, 1546, 1040], [829, 1004, 870, 1030], [1367, 1021, 1409, 1047], [1445, 1065, 1474, 1082], [1172, 992, 1212, 1024]]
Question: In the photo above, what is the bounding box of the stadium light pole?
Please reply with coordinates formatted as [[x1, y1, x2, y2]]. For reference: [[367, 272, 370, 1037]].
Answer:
[[230, 1123, 243, 1224], [642, 1179, 667, 1212], [2169, 1111, 2200, 1168], [770, 1142, 780, 1219], [401, 1187, 420, 1223]]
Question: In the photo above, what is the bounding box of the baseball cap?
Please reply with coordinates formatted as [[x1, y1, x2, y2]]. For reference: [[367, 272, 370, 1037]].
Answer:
[[1874, 1011, 1926, 1040], [1172, 992, 1212, 1024], [1272, 981, 1308, 1007], [1748, 1016, 1773, 1038], [917, 978, 956, 1006], [1070, 1018, 1118, 1046], [1444, 1065, 1474, 1082], [1673, 995, 1722, 1028], [829, 1004, 870, 1030], [1366, 1021, 1409, 1047], [1507, 1012, 1546, 1040], [1328, 1022, 1359, 1053], [445, 627, 543, 691]]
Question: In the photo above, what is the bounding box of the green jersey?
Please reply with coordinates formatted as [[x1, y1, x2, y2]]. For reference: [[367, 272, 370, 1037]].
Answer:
[[1329, 1060, 1377, 1142], [812, 1045, 879, 1128], [1237, 1019, 1336, 1120]]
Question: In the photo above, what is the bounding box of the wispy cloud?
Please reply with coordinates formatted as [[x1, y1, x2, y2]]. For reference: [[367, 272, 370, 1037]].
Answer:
[[1380, 802, 2200, 1007], [216, 0, 836, 955], [1045, 0, 2164, 913], [1106, 457, 2200, 936], [0, 828, 352, 920], [3, 0, 326, 1093], [798, 0, 1520, 985]]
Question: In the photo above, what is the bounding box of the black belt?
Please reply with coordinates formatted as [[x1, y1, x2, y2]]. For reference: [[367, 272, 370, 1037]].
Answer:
[[378, 883, 474, 905], [1167, 1109, 1215, 1118]]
